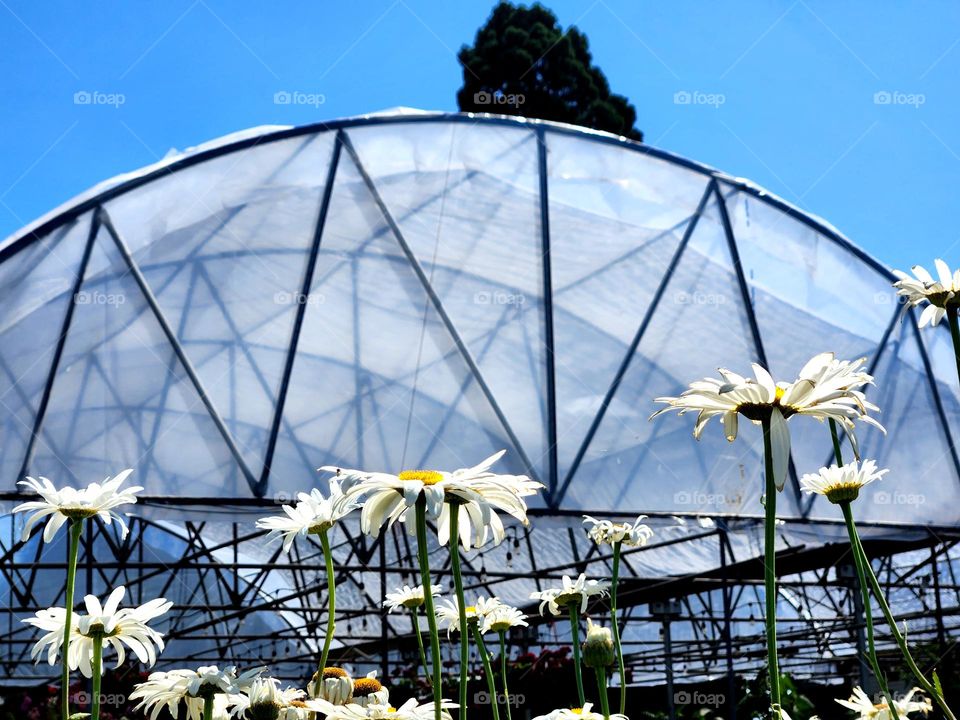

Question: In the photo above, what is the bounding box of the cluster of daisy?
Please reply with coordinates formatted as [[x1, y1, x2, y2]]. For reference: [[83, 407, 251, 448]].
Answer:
[[651, 330, 959, 720], [14, 471, 179, 720], [131, 662, 449, 720]]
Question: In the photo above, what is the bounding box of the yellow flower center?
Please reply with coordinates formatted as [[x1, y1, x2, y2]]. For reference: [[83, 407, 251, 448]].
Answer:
[[353, 678, 383, 695], [398, 470, 444, 485], [775, 386, 786, 401], [824, 482, 863, 505], [60, 506, 99, 520], [322, 666, 349, 679], [571, 710, 584, 715], [465, 606, 477, 614], [928, 290, 955, 308]]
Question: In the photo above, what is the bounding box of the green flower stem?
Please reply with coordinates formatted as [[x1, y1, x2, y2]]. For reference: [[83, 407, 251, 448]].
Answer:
[[829, 421, 900, 720], [594, 667, 611, 720], [568, 604, 586, 707], [62, 519, 83, 720], [415, 498, 443, 720], [841, 502, 900, 720], [448, 505, 469, 719], [498, 630, 513, 720], [472, 625, 500, 720], [313, 529, 336, 698], [828, 418, 844, 466], [610, 540, 626, 715], [851, 519, 957, 720], [948, 306, 960, 385], [760, 417, 781, 718], [90, 633, 103, 720], [203, 694, 215, 720], [411, 606, 432, 689]]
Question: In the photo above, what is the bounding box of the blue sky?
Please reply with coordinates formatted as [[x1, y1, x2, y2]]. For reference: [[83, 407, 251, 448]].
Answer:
[[1, 1, 958, 270]]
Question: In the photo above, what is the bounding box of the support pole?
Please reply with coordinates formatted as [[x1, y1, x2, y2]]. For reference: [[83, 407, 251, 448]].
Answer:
[[664, 619, 676, 720]]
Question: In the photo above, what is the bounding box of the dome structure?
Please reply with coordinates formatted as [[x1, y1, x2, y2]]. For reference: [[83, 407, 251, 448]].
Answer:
[[1, 112, 957, 688]]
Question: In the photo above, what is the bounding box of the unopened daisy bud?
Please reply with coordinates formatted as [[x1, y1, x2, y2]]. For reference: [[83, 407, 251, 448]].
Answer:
[[310, 666, 352, 704], [351, 671, 390, 707], [581, 618, 615, 669]]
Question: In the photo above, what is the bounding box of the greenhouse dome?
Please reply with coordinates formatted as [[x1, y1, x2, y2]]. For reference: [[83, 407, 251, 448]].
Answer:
[[1, 111, 958, 696]]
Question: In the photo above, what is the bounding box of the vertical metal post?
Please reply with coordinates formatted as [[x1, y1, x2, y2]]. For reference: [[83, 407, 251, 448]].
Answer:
[[664, 619, 676, 720], [931, 545, 946, 649], [719, 528, 737, 720], [536, 126, 559, 503], [380, 535, 389, 680], [851, 575, 870, 690]]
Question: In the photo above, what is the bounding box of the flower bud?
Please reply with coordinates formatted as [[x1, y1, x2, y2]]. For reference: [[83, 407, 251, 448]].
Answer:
[[581, 618, 615, 669]]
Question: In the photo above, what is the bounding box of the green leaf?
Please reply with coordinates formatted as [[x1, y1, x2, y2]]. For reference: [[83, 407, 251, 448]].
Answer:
[[933, 669, 944, 698]]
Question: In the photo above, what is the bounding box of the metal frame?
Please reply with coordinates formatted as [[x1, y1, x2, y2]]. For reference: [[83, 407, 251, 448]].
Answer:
[[1, 112, 959, 692], [3, 514, 957, 687]]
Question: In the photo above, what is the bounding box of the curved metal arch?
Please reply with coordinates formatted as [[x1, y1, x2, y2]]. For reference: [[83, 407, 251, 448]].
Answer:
[[0, 111, 902, 289]]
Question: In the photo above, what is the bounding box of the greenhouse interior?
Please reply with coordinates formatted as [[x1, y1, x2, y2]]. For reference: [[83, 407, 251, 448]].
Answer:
[[1, 110, 958, 719]]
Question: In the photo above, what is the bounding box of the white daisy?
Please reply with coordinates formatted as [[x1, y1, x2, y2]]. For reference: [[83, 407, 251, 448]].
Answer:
[[530, 574, 610, 617], [382, 584, 443, 612], [351, 672, 390, 708], [13, 469, 141, 542], [310, 666, 353, 703], [800, 459, 888, 504], [532, 702, 628, 720], [256, 480, 358, 553], [23, 605, 76, 666], [312, 697, 456, 720], [836, 686, 932, 719], [74, 585, 171, 677], [228, 676, 326, 720], [893, 259, 960, 328], [652, 353, 883, 490], [322, 451, 543, 549], [23, 585, 171, 677], [436, 596, 503, 637], [582, 515, 653, 547], [130, 665, 263, 720], [481, 604, 528, 635], [778, 710, 820, 720]]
